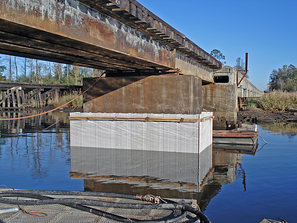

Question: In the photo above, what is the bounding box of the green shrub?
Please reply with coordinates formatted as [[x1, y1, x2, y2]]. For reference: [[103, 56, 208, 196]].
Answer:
[[246, 98, 260, 109]]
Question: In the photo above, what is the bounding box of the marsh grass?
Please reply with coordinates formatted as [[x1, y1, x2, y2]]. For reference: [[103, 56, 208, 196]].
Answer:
[[50, 94, 83, 109], [246, 98, 260, 109], [259, 90, 297, 111]]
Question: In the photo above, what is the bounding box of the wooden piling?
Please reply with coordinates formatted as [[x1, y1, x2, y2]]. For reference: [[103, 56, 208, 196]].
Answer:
[[6, 89, 10, 108], [0, 83, 81, 110], [16, 89, 21, 108], [2, 91, 6, 108], [12, 88, 16, 108]]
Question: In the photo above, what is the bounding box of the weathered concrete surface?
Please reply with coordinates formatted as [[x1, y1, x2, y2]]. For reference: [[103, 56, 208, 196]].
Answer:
[[83, 76, 146, 102], [0, 0, 221, 80], [0, 0, 171, 70], [202, 84, 238, 129], [83, 75, 202, 114], [175, 51, 214, 83], [203, 66, 264, 129], [214, 66, 264, 98]]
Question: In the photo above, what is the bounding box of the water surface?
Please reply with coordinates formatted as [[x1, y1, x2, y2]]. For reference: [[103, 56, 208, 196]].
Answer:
[[0, 112, 296, 222]]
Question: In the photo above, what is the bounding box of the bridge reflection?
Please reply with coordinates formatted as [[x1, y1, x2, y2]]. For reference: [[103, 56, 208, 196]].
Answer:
[[70, 144, 257, 211]]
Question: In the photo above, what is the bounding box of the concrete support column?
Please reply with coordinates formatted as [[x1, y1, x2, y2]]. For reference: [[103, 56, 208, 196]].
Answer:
[[202, 84, 238, 129]]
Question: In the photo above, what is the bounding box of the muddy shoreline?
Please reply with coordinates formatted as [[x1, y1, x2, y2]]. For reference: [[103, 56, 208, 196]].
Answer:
[[238, 108, 297, 125]]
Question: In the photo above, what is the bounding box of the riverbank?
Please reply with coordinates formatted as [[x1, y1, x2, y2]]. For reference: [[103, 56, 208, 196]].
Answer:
[[238, 107, 297, 124]]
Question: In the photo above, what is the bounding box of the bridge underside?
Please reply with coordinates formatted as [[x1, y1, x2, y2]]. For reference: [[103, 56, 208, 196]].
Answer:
[[0, 18, 171, 72], [0, 0, 221, 82]]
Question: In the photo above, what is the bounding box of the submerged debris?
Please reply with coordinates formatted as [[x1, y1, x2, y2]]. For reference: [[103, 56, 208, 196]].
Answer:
[[260, 218, 287, 223]]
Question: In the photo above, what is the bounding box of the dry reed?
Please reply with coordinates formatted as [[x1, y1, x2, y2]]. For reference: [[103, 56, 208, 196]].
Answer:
[[259, 90, 297, 111]]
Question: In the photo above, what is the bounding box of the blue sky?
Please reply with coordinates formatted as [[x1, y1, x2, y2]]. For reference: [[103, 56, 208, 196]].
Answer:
[[137, 0, 297, 91]]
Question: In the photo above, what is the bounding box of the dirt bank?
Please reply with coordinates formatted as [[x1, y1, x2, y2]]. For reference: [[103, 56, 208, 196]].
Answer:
[[238, 108, 297, 124]]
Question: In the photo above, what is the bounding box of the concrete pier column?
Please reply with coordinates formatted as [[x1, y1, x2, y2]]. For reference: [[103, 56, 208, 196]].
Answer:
[[202, 84, 238, 129]]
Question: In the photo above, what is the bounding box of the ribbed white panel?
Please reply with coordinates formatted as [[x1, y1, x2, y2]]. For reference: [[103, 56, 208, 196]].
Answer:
[[70, 112, 213, 154]]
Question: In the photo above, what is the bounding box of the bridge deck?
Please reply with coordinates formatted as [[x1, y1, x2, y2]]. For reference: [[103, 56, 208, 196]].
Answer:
[[0, 0, 221, 82]]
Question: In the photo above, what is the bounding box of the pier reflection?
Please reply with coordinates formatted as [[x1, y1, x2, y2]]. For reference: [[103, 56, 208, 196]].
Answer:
[[70, 146, 212, 200], [0, 110, 70, 135], [70, 143, 258, 211]]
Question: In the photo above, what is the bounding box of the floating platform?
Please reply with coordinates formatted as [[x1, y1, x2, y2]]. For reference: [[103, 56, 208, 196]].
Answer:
[[213, 130, 258, 147], [212, 143, 259, 155], [0, 189, 207, 222]]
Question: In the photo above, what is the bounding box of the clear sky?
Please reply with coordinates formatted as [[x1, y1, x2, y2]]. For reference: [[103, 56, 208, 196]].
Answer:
[[137, 0, 297, 91]]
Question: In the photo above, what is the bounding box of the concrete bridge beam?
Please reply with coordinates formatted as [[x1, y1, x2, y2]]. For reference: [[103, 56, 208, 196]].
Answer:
[[0, 0, 220, 82]]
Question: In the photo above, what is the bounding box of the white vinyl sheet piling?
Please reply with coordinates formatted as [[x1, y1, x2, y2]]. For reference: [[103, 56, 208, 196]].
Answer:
[[70, 112, 213, 154]]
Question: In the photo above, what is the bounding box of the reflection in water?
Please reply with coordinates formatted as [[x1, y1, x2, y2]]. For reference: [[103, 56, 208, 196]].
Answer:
[[70, 144, 257, 211], [0, 109, 70, 135], [0, 110, 76, 190], [261, 122, 297, 136], [70, 145, 212, 200], [198, 146, 251, 210], [1, 117, 296, 221]]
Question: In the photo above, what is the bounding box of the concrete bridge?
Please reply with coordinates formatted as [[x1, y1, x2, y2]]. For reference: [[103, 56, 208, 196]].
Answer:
[[0, 0, 263, 152], [0, 0, 221, 80]]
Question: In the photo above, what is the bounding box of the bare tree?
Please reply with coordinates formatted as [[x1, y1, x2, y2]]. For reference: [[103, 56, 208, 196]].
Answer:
[[15, 57, 18, 81], [234, 57, 245, 72], [9, 55, 12, 81], [53, 63, 63, 82]]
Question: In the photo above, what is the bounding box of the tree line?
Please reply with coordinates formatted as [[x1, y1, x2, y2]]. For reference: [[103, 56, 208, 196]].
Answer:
[[0, 54, 104, 85], [269, 64, 297, 92]]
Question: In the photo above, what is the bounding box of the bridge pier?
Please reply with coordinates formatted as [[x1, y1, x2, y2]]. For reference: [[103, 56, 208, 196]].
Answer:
[[202, 84, 238, 130], [70, 75, 213, 154], [202, 66, 264, 130]]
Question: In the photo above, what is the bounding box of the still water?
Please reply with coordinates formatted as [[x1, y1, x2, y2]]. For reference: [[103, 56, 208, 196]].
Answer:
[[0, 111, 296, 223]]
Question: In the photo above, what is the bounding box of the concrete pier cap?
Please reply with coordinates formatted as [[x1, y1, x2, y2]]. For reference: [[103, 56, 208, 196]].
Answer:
[[83, 75, 202, 114]]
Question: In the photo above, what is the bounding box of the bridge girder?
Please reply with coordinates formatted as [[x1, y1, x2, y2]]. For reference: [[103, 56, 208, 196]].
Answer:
[[0, 0, 221, 82]]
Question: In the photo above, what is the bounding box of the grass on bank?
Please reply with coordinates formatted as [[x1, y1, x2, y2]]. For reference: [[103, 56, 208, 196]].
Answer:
[[50, 94, 83, 109], [247, 90, 297, 111]]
